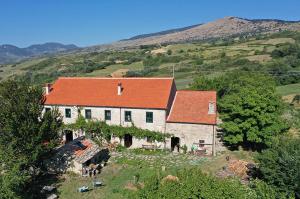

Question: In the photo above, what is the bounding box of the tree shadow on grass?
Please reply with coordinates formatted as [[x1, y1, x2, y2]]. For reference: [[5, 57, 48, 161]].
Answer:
[[23, 172, 63, 199]]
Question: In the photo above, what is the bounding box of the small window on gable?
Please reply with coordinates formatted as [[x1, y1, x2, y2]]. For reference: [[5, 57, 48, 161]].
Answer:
[[208, 102, 215, 114], [125, 111, 132, 122], [146, 112, 153, 123], [85, 109, 92, 119], [45, 107, 51, 112], [105, 110, 111, 121], [65, 108, 71, 118]]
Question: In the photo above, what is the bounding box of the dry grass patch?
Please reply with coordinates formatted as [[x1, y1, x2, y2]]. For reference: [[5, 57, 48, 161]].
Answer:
[[246, 54, 272, 62]]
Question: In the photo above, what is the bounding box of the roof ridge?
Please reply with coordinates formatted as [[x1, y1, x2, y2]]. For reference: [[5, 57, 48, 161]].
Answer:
[[178, 90, 217, 92], [58, 77, 174, 80]]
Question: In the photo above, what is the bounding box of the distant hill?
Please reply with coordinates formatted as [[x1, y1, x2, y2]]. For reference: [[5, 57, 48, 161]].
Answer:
[[121, 24, 202, 41], [86, 16, 300, 52], [0, 42, 78, 64]]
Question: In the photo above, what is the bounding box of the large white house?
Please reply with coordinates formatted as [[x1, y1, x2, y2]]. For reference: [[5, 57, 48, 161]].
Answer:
[[44, 77, 217, 155]]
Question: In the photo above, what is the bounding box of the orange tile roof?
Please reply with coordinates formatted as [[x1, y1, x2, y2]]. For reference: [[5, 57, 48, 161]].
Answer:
[[74, 140, 93, 157], [167, 90, 217, 124], [44, 77, 175, 109]]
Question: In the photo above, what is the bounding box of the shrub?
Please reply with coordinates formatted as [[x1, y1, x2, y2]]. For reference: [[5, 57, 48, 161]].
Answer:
[[256, 137, 300, 198], [134, 168, 253, 199], [116, 144, 127, 152]]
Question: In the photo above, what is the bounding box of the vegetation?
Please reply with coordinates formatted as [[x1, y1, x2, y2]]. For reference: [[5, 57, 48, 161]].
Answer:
[[133, 168, 251, 199], [65, 115, 171, 144], [0, 80, 62, 198], [256, 136, 300, 198], [1, 31, 300, 90], [131, 168, 290, 199], [191, 71, 287, 149]]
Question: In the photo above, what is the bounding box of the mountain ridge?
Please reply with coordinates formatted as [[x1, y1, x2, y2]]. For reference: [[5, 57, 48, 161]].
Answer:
[[0, 42, 78, 64], [1, 16, 300, 64], [85, 16, 300, 52]]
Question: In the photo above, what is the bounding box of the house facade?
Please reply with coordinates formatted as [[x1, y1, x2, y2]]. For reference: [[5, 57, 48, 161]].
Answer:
[[44, 77, 217, 155]]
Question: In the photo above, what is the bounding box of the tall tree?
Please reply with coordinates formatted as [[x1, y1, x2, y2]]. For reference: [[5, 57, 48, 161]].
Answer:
[[190, 71, 287, 149], [219, 73, 287, 148], [0, 80, 62, 198]]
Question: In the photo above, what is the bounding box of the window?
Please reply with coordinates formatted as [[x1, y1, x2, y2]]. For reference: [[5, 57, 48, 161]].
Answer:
[[105, 110, 111, 121], [199, 140, 205, 147], [85, 109, 92, 119], [65, 108, 71, 118], [125, 111, 132, 122], [146, 112, 153, 123], [146, 136, 153, 143], [45, 107, 51, 112]]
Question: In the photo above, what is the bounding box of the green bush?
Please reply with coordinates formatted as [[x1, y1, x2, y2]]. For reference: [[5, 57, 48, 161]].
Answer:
[[133, 168, 253, 199], [256, 137, 300, 198], [116, 144, 127, 152]]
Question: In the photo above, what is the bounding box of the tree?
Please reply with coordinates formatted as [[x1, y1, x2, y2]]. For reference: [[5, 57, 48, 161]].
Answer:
[[190, 71, 287, 149], [0, 80, 62, 198], [256, 137, 300, 198], [219, 73, 287, 148], [167, 49, 172, 55]]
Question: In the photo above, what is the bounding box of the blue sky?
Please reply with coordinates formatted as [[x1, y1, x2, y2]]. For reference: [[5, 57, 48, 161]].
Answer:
[[0, 0, 299, 47]]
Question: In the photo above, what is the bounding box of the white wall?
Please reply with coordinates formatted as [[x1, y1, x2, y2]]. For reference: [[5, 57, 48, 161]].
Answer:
[[44, 105, 166, 137]]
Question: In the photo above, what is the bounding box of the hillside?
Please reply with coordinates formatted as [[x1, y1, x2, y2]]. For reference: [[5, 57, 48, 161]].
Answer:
[[86, 17, 300, 52], [0, 42, 78, 64], [1, 30, 300, 95], [1, 16, 300, 63]]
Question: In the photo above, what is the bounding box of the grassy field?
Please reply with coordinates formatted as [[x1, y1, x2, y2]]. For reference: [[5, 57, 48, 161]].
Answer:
[[49, 149, 254, 199], [277, 83, 300, 96]]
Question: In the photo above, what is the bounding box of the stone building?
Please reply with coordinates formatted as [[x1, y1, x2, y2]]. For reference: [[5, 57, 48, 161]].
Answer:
[[44, 77, 218, 155]]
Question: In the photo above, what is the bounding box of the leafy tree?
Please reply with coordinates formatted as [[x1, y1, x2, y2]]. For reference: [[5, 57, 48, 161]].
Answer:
[[219, 73, 287, 148], [191, 72, 287, 149], [0, 80, 62, 198], [256, 137, 300, 198]]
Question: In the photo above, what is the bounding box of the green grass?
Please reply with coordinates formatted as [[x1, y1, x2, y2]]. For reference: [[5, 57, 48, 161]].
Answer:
[[53, 149, 254, 199], [58, 164, 155, 199], [276, 83, 300, 96]]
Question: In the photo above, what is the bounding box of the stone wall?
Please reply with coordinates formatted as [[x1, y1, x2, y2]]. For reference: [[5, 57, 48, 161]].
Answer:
[[166, 122, 215, 155]]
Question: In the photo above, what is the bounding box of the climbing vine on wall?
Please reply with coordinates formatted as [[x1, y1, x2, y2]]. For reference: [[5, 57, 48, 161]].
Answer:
[[64, 115, 171, 142]]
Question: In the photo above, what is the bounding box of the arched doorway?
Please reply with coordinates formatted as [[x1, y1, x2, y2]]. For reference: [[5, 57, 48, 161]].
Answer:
[[171, 137, 180, 152], [124, 134, 132, 148]]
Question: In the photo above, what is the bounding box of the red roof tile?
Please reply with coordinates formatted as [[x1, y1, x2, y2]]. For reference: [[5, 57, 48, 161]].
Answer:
[[44, 77, 175, 109], [167, 90, 217, 124]]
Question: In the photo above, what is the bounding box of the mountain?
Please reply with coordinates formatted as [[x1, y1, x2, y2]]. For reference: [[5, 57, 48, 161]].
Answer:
[[86, 16, 300, 51], [0, 42, 78, 64], [2, 17, 300, 63], [121, 24, 202, 41]]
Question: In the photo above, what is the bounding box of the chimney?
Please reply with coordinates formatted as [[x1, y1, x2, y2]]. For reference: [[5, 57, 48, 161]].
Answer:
[[45, 83, 52, 95], [208, 102, 215, 114], [117, 83, 122, 95]]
